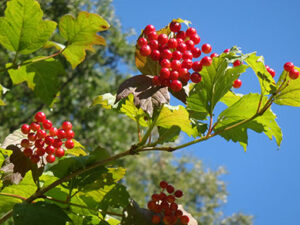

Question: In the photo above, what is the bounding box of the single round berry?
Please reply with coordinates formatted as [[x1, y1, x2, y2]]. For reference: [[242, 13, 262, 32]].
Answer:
[[176, 31, 185, 39], [170, 21, 181, 32], [179, 68, 188, 77], [34, 112, 46, 122], [62, 121, 73, 131], [190, 33, 201, 44], [149, 40, 158, 50], [55, 147, 65, 157], [36, 147, 45, 156], [160, 68, 170, 80], [151, 193, 160, 201], [23, 148, 33, 157], [170, 202, 178, 211], [289, 68, 300, 80], [168, 38, 178, 49], [268, 68, 276, 78], [175, 210, 183, 217], [185, 40, 194, 51], [30, 154, 40, 164], [191, 47, 201, 58], [43, 120, 52, 130], [30, 122, 40, 131], [174, 190, 183, 198], [21, 139, 30, 148], [152, 215, 161, 224], [182, 51, 193, 60], [45, 136, 54, 145], [181, 59, 193, 69], [191, 72, 202, 83], [147, 31, 158, 41], [46, 154, 56, 163], [166, 184, 175, 193], [21, 124, 30, 134], [233, 60, 242, 67], [65, 130, 75, 139], [53, 139, 63, 148], [161, 79, 170, 87], [176, 38, 184, 45], [223, 48, 230, 53], [45, 145, 55, 154], [170, 80, 182, 92], [65, 139, 74, 149], [160, 181, 168, 189], [158, 34, 168, 45], [201, 56, 212, 66], [171, 60, 181, 71], [150, 50, 161, 61], [180, 215, 190, 225], [166, 195, 175, 203], [177, 43, 187, 53], [140, 45, 151, 56], [37, 129, 47, 139], [152, 76, 160, 86], [147, 201, 156, 211], [49, 127, 58, 136], [161, 49, 172, 59], [210, 53, 219, 58], [160, 59, 171, 68], [172, 51, 182, 60], [202, 43, 212, 54], [28, 132, 37, 142], [284, 62, 294, 72], [57, 129, 66, 139], [192, 61, 202, 72], [233, 79, 242, 88], [180, 72, 190, 83], [144, 24, 155, 35], [186, 27, 197, 37], [35, 139, 45, 148], [170, 71, 180, 80], [137, 37, 147, 47]]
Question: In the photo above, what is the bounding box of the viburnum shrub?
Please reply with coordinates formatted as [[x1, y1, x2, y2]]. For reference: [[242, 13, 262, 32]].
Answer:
[[0, 1, 300, 225]]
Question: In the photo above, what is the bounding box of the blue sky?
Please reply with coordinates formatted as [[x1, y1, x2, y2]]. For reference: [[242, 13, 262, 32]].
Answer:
[[112, 0, 300, 224]]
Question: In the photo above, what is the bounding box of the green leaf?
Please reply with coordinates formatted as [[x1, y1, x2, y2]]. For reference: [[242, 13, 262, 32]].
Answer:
[[215, 93, 282, 150], [66, 139, 87, 156], [0, 0, 56, 54], [7, 59, 65, 105], [156, 105, 197, 137], [92, 93, 117, 109], [59, 11, 110, 68], [274, 67, 300, 106], [13, 202, 71, 225], [220, 91, 243, 107], [157, 126, 181, 144], [245, 53, 276, 94], [187, 53, 248, 118], [44, 41, 65, 51]]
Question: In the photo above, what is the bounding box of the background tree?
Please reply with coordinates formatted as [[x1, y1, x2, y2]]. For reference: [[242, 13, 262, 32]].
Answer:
[[0, 0, 253, 224]]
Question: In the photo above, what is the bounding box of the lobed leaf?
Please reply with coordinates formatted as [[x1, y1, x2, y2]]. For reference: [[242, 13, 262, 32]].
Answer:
[[0, 0, 56, 54]]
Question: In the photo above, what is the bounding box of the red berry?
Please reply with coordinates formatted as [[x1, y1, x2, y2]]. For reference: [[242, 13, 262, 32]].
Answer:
[[53, 139, 63, 148], [166, 195, 175, 203], [34, 112, 46, 122], [289, 68, 299, 80], [185, 40, 194, 51], [161, 49, 172, 59], [233, 79, 242, 88], [160, 59, 171, 68], [65, 130, 75, 139], [182, 51, 193, 60], [268, 68, 276, 78], [28, 132, 37, 142], [166, 185, 175, 193], [170, 71, 179, 80], [149, 40, 158, 50], [170, 202, 178, 211], [144, 24, 155, 35], [36, 148, 45, 156], [191, 47, 201, 58], [161, 79, 170, 87], [21, 139, 30, 148], [223, 48, 230, 53], [65, 139, 74, 149], [45, 136, 54, 145], [284, 62, 294, 72], [170, 21, 181, 32], [55, 147, 65, 157], [147, 31, 158, 41], [160, 68, 170, 80], [49, 127, 58, 136], [172, 50, 182, 60], [171, 60, 181, 71], [62, 121, 72, 131], [45, 145, 55, 154], [175, 210, 183, 217], [30, 154, 40, 164], [170, 80, 182, 92], [23, 148, 33, 157], [201, 56, 212, 66], [202, 43, 212, 54], [57, 129, 66, 139], [30, 122, 40, 131], [181, 59, 193, 69], [147, 201, 156, 210], [21, 124, 30, 134], [180, 72, 190, 83], [233, 60, 242, 67], [174, 190, 183, 198], [176, 31, 185, 39], [210, 53, 219, 58], [43, 120, 52, 130], [152, 215, 161, 224], [186, 27, 197, 37], [151, 193, 160, 201], [158, 34, 168, 45], [37, 129, 47, 139], [180, 215, 190, 224], [46, 154, 56, 163], [176, 38, 184, 45], [190, 33, 201, 44], [35, 139, 44, 148], [152, 76, 161, 86], [150, 50, 161, 61], [177, 43, 187, 53], [137, 37, 147, 47], [168, 38, 178, 49], [191, 72, 202, 83], [160, 181, 168, 188], [179, 68, 188, 77], [192, 61, 202, 72], [140, 45, 151, 56]]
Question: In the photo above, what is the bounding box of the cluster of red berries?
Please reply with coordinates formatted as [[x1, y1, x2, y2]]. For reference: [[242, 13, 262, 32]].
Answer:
[[20, 112, 75, 164], [147, 181, 189, 225], [138, 21, 217, 92], [284, 62, 299, 79]]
